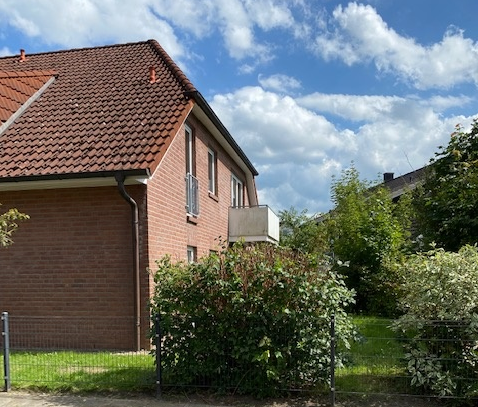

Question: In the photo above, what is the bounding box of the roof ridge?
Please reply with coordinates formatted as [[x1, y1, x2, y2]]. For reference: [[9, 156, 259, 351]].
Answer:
[[1, 40, 154, 60], [147, 39, 197, 94]]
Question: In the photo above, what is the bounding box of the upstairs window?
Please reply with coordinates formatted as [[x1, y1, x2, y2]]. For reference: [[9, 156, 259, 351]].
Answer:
[[185, 124, 199, 216], [208, 148, 217, 195], [231, 174, 244, 208]]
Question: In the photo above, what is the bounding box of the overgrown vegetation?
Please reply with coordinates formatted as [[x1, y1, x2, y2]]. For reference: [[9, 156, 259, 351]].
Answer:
[[414, 119, 478, 251], [280, 166, 412, 316], [393, 245, 478, 398], [150, 242, 355, 395]]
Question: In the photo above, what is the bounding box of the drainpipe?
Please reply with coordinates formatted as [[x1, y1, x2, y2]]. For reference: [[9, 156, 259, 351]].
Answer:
[[115, 172, 141, 351]]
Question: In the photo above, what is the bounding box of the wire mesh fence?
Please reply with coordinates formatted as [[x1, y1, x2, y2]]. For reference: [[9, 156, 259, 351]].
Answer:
[[333, 316, 478, 403], [2, 312, 478, 404], [1, 313, 155, 393]]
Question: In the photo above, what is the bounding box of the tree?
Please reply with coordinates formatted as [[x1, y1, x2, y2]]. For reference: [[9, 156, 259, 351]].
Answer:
[[324, 166, 413, 315], [279, 207, 328, 255], [414, 120, 478, 251], [0, 205, 29, 247]]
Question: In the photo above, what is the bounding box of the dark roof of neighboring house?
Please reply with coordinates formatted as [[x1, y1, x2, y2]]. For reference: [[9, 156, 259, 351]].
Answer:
[[0, 40, 257, 182], [383, 166, 427, 199]]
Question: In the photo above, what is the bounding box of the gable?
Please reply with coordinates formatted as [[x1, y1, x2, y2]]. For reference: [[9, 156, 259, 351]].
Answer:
[[0, 41, 194, 181]]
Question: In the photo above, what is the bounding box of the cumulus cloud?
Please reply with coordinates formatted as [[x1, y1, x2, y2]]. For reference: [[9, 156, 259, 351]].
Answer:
[[258, 74, 301, 93], [312, 2, 478, 89], [210, 86, 357, 163], [0, 0, 186, 59], [211, 85, 474, 212]]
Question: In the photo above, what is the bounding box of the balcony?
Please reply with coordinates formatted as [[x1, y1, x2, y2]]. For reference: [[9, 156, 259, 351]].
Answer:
[[228, 205, 279, 245]]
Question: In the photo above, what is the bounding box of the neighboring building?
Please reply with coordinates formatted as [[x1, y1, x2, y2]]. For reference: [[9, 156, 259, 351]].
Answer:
[[382, 167, 427, 201], [0, 40, 278, 350]]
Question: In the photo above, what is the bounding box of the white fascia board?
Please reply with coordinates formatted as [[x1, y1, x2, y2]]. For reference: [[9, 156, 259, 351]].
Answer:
[[0, 175, 149, 192]]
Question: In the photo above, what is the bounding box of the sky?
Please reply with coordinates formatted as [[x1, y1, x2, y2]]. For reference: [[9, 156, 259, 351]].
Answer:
[[1, 0, 478, 214]]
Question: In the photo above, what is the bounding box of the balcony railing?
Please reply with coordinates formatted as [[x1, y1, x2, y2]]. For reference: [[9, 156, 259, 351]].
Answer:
[[186, 173, 199, 216], [228, 205, 279, 244]]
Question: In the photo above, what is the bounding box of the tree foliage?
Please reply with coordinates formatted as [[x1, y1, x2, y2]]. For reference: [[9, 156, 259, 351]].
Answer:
[[324, 166, 413, 315], [393, 245, 478, 397], [414, 120, 478, 251], [0, 205, 29, 247], [150, 242, 355, 395], [279, 207, 327, 255]]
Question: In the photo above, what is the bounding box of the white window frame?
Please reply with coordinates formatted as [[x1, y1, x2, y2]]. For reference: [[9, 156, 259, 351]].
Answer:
[[231, 174, 244, 208], [208, 148, 217, 195], [185, 124, 199, 216], [185, 124, 194, 176], [187, 246, 197, 263]]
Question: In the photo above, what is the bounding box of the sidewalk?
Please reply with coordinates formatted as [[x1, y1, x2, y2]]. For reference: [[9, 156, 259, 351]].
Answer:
[[0, 391, 206, 407]]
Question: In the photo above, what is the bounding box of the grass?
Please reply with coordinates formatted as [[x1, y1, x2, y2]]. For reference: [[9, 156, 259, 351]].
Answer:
[[0, 317, 410, 395], [335, 316, 412, 395], [1, 350, 155, 393]]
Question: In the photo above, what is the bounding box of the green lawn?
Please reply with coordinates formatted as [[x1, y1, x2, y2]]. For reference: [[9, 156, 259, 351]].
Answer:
[[336, 316, 411, 394], [1, 350, 155, 393], [0, 317, 411, 395]]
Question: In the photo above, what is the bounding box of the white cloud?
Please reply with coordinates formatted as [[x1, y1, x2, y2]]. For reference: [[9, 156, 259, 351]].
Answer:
[[0, 46, 13, 57], [258, 74, 301, 93], [210, 86, 357, 164], [313, 2, 478, 90], [211, 85, 475, 212], [297, 93, 405, 121], [243, 0, 294, 30], [0, 0, 186, 60]]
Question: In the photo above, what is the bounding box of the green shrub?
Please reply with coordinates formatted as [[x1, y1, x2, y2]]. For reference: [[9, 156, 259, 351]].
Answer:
[[150, 242, 355, 395], [393, 245, 478, 398]]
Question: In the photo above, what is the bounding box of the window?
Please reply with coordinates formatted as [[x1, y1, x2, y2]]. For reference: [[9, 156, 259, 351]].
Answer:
[[185, 124, 199, 216], [208, 148, 217, 195], [231, 174, 244, 207], [185, 124, 195, 176], [187, 246, 197, 263]]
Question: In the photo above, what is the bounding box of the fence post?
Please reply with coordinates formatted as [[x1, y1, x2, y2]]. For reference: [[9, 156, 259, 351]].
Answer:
[[330, 313, 335, 407], [2, 312, 11, 392], [154, 313, 162, 399]]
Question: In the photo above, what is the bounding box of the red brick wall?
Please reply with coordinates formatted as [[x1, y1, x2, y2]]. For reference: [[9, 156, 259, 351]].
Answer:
[[146, 113, 251, 276], [0, 186, 148, 350], [0, 114, 256, 350]]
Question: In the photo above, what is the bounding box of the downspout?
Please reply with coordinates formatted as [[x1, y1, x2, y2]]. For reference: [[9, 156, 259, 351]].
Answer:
[[115, 172, 141, 351]]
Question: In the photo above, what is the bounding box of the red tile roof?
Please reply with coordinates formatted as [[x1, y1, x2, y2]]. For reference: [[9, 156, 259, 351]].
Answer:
[[0, 70, 57, 123], [0, 40, 197, 179]]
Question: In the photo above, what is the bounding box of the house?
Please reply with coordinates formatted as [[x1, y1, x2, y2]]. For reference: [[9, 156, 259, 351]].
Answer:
[[0, 40, 279, 350], [382, 167, 427, 200]]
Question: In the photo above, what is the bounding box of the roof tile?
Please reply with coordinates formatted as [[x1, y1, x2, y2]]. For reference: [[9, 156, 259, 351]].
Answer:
[[0, 40, 196, 179]]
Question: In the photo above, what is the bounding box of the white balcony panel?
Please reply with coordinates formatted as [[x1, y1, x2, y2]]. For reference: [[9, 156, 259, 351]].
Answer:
[[228, 205, 279, 244]]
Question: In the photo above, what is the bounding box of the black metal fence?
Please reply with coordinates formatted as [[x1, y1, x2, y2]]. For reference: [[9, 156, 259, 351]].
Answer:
[[1, 312, 156, 394], [2, 312, 478, 406]]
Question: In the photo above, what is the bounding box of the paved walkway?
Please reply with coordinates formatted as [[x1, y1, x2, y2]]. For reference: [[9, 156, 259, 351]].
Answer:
[[0, 391, 204, 407]]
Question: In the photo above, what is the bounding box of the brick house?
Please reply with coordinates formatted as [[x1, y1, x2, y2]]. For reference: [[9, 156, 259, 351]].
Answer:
[[0, 40, 278, 350]]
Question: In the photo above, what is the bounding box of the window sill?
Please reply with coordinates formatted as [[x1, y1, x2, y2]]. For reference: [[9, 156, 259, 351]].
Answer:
[[208, 192, 219, 202], [187, 214, 198, 224]]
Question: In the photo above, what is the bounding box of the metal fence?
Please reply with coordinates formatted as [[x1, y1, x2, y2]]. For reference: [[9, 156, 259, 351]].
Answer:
[[1, 312, 156, 394], [332, 316, 478, 405], [2, 312, 478, 405]]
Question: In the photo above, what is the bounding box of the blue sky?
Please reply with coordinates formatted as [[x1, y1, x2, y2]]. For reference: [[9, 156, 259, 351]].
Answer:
[[1, 0, 478, 214]]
